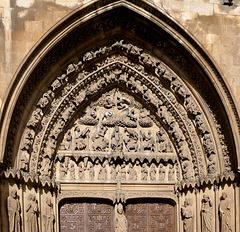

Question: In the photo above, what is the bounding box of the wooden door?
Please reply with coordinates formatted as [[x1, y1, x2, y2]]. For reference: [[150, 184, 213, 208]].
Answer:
[[125, 201, 175, 232], [60, 201, 114, 232]]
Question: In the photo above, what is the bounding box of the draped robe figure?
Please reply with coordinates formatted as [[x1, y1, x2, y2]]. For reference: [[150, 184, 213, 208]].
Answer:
[[115, 203, 128, 232], [7, 190, 21, 232], [26, 195, 39, 232], [43, 198, 55, 232], [181, 198, 193, 232], [201, 194, 212, 232], [219, 192, 232, 232]]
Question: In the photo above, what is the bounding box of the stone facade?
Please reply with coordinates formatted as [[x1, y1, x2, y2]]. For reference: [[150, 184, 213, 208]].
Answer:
[[0, 0, 240, 232]]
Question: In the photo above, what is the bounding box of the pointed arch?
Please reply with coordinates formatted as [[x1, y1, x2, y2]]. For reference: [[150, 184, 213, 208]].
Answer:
[[0, 0, 239, 179]]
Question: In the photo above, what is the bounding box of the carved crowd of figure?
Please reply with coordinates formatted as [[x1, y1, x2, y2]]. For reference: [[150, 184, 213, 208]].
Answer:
[[7, 190, 55, 232], [60, 124, 173, 154], [56, 158, 176, 182]]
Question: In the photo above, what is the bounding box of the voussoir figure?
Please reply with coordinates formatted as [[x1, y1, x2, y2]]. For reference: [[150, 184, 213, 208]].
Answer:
[[7, 190, 21, 232]]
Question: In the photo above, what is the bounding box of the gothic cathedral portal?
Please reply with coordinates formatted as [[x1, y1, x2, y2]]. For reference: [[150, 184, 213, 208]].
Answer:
[[1, 1, 240, 232]]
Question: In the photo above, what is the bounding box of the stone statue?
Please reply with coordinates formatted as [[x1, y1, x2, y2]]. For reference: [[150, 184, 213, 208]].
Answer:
[[128, 163, 137, 180], [60, 162, 67, 179], [26, 194, 39, 232], [19, 150, 29, 171], [120, 162, 127, 180], [69, 160, 75, 180], [7, 190, 21, 232], [149, 163, 156, 181], [159, 163, 166, 181], [219, 192, 232, 232], [88, 162, 95, 180], [78, 162, 85, 180], [181, 198, 193, 232], [111, 126, 123, 151], [201, 194, 212, 232], [141, 163, 148, 180], [110, 161, 118, 180], [98, 160, 108, 180], [168, 164, 175, 181], [92, 124, 109, 151], [115, 203, 128, 232], [140, 130, 155, 152], [43, 198, 54, 232], [40, 157, 51, 177]]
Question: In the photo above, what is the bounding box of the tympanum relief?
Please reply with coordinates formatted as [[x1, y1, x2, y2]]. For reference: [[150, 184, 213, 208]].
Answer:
[[54, 89, 179, 182]]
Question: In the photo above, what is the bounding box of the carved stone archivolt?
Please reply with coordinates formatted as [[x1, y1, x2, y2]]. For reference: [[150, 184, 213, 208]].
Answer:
[[16, 41, 227, 184]]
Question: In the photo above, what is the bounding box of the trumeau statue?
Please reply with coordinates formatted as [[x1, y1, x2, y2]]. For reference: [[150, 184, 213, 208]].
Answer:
[[7, 190, 21, 232], [26, 194, 39, 232], [115, 203, 128, 232], [201, 194, 213, 232], [219, 192, 232, 232], [43, 198, 55, 232], [181, 198, 193, 232]]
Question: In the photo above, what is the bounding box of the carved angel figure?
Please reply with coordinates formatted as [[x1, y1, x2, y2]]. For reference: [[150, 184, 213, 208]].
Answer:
[[43, 198, 54, 232], [219, 192, 232, 232], [201, 194, 212, 232], [115, 203, 128, 232], [26, 194, 39, 232], [8, 190, 21, 232], [92, 125, 109, 151], [40, 158, 51, 177], [181, 198, 193, 232]]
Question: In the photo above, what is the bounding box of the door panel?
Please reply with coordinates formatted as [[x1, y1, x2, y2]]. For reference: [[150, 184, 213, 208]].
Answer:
[[60, 202, 114, 232], [60, 200, 175, 232], [125, 201, 175, 232]]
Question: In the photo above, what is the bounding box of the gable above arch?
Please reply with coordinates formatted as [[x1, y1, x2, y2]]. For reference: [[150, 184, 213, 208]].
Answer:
[[0, 0, 239, 182]]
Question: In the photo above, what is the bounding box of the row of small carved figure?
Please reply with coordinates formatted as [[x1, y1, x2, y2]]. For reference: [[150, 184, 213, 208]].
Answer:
[[7, 190, 54, 232], [57, 159, 176, 182], [182, 192, 232, 232], [60, 125, 173, 153]]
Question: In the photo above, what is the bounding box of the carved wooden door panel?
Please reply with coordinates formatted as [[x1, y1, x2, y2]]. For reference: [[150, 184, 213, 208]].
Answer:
[[60, 202, 114, 232], [125, 202, 175, 232]]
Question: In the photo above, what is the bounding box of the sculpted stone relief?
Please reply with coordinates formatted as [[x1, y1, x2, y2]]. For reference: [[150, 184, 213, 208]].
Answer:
[[181, 198, 193, 232], [219, 192, 232, 232], [55, 156, 177, 182], [26, 194, 39, 232], [115, 203, 128, 232], [17, 41, 225, 182], [7, 190, 21, 232], [201, 194, 213, 232]]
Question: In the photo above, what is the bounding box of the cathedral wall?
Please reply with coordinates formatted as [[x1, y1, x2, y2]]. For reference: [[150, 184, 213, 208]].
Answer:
[[0, 0, 240, 114]]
